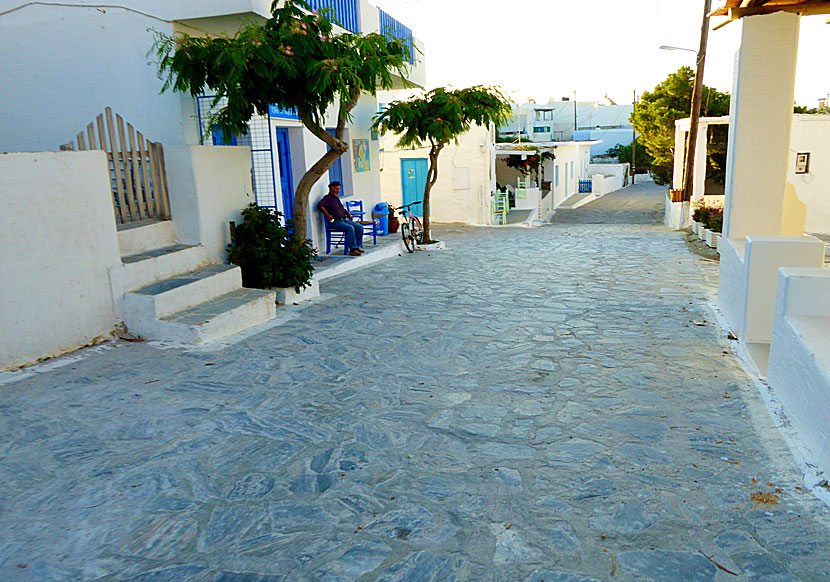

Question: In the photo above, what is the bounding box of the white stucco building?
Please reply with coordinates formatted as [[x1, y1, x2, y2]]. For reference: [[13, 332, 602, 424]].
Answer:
[[0, 0, 425, 253], [379, 116, 612, 227], [703, 2, 830, 481], [0, 0, 425, 370], [500, 99, 634, 157]]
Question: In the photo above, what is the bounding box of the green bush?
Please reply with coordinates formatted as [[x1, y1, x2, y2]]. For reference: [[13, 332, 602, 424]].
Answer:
[[692, 204, 708, 223], [227, 203, 317, 292], [706, 208, 724, 233]]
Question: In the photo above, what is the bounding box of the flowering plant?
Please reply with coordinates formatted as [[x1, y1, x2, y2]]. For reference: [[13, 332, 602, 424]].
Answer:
[[503, 151, 554, 176]]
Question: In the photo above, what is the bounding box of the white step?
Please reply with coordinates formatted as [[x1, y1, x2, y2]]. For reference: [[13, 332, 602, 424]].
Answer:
[[130, 288, 277, 344], [123, 264, 242, 321], [117, 219, 176, 256], [113, 244, 210, 296]]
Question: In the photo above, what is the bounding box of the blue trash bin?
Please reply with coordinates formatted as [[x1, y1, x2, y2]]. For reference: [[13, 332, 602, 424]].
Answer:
[[372, 202, 389, 236]]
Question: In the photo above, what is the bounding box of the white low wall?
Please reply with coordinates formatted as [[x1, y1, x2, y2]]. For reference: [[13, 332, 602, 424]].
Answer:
[[0, 152, 121, 371], [718, 236, 826, 344], [165, 145, 254, 264], [591, 173, 624, 196], [664, 196, 692, 230], [768, 267, 830, 476]]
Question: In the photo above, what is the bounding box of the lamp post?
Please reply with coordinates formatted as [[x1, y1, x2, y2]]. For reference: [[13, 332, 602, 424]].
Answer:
[[660, 0, 712, 203]]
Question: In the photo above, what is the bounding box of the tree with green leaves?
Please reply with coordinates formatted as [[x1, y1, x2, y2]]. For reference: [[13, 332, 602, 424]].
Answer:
[[373, 86, 512, 243], [154, 0, 410, 244], [606, 141, 653, 171], [632, 66, 729, 184]]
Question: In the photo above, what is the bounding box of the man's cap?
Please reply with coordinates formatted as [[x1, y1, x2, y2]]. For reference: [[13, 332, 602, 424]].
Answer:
[[329, 181, 341, 188]]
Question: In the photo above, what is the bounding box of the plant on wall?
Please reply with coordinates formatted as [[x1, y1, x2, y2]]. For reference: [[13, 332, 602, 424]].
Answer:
[[692, 201, 723, 233], [227, 204, 316, 292], [154, 0, 411, 245], [372, 86, 512, 243], [503, 151, 554, 177]]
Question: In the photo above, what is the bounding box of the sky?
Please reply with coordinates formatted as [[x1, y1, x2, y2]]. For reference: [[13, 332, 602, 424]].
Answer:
[[372, 0, 830, 107]]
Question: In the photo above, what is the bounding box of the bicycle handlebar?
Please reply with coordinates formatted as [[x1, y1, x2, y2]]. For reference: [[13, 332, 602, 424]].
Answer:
[[397, 201, 422, 210]]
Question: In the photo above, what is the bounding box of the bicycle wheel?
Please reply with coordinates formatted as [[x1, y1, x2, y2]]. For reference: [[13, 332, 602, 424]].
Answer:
[[410, 216, 424, 244], [401, 223, 416, 253]]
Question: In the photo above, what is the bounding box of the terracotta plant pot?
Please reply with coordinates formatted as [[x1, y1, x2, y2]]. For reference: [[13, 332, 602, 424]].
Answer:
[[388, 215, 400, 234]]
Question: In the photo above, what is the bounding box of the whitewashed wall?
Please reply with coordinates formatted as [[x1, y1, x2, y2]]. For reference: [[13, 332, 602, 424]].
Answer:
[[0, 5, 192, 152], [575, 128, 634, 156], [380, 125, 492, 225], [791, 115, 830, 236], [0, 152, 121, 371], [165, 146, 254, 263]]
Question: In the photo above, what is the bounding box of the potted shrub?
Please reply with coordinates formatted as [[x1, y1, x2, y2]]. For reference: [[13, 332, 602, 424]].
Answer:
[[228, 203, 318, 304], [387, 204, 400, 234]]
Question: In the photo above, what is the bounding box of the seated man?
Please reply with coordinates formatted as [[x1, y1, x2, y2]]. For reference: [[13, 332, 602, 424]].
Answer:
[[317, 181, 364, 256]]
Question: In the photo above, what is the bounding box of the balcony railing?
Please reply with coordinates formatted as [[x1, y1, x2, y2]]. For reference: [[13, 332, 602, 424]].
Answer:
[[378, 9, 414, 64], [307, 0, 359, 34]]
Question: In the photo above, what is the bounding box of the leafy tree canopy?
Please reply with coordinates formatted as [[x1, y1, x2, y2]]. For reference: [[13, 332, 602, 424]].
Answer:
[[631, 66, 729, 185], [154, 0, 411, 243], [606, 141, 653, 170], [373, 86, 512, 242]]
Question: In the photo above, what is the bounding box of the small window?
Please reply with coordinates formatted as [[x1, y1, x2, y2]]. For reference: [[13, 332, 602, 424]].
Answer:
[[570, 161, 574, 178], [533, 126, 550, 133], [555, 165, 560, 187]]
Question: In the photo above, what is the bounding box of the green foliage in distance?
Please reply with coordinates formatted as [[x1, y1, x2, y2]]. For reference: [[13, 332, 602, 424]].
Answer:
[[631, 67, 729, 185], [227, 204, 317, 292], [606, 140, 654, 170], [373, 86, 512, 243], [794, 104, 830, 114], [154, 0, 411, 244]]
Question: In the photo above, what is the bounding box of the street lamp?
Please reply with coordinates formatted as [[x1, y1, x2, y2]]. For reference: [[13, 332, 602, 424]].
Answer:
[[659, 45, 697, 53], [660, 0, 712, 203]]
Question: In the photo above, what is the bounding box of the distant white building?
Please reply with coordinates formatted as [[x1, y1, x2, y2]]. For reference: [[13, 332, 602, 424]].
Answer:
[[499, 98, 634, 156]]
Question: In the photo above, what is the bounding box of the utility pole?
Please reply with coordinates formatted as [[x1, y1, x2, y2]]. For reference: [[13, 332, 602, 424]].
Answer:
[[682, 0, 712, 202], [632, 90, 637, 185], [573, 91, 577, 137]]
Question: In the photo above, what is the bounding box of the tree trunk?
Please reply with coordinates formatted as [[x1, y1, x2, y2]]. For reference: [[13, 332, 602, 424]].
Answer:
[[290, 90, 360, 246], [421, 142, 443, 243]]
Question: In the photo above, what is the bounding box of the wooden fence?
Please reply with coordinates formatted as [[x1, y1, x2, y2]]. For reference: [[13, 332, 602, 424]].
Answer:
[[61, 107, 171, 225]]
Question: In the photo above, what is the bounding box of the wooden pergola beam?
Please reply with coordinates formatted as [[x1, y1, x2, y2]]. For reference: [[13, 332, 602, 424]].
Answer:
[[712, 0, 830, 28]]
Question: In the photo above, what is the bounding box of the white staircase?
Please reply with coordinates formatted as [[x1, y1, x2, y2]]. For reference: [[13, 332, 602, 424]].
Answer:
[[114, 221, 276, 344]]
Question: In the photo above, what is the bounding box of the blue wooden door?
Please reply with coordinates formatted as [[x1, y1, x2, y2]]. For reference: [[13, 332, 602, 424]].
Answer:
[[401, 158, 427, 218], [275, 128, 294, 220]]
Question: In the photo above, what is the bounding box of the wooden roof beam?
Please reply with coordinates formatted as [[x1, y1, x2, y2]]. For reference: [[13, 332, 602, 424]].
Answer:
[[729, 2, 830, 17]]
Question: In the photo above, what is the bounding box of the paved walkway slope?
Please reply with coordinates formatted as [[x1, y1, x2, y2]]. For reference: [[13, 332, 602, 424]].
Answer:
[[2, 182, 830, 581]]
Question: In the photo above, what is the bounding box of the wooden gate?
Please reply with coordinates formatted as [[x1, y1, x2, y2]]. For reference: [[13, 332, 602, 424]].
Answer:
[[61, 107, 171, 225]]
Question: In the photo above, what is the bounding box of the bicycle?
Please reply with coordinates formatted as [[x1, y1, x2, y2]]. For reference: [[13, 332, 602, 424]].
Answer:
[[394, 201, 423, 253]]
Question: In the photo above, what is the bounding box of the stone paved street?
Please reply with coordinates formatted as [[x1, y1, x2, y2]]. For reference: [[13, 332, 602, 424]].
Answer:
[[2, 182, 830, 581]]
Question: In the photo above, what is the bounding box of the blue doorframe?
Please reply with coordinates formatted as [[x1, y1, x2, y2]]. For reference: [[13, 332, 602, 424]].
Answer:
[[401, 158, 427, 218], [275, 128, 294, 220]]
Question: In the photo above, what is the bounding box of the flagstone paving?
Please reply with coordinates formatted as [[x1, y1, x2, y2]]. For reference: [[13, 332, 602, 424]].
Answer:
[[2, 182, 830, 581]]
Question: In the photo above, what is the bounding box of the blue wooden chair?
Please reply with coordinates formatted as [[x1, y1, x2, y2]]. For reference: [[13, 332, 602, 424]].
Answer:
[[323, 215, 378, 255], [345, 200, 365, 221]]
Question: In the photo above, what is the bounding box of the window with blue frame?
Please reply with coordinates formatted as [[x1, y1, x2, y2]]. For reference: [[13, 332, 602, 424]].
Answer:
[[211, 127, 237, 146], [306, 0, 360, 33], [326, 129, 344, 188], [378, 9, 414, 64]]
